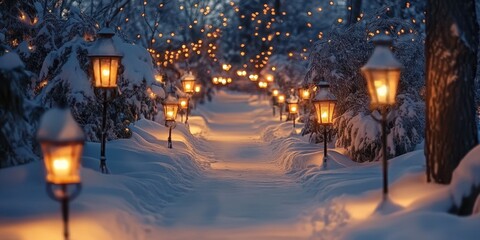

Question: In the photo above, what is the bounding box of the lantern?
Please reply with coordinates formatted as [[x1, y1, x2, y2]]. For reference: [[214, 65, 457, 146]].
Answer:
[[258, 81, 268, 89], [287, 99, 299, 115], [181, 72, 196, 94], [222, 64, 231, 71], [272, 88, 279, 97], [38, 108, 84, 240], [194, 84, 201, 93], [249, 74, 259, 81], [286, 96, 300, 127], [163, 95, 179, 122], [212, 77, 219, 85], [88, 28, 122, 88], [37, 109, 84, 185], [312, 81, 336, 125], [277, 94, 286, 104], [298, 87, 311, 100], [265, 73, 274, 82], [361, 34, 403, 106], [179, 97, 189, 110]]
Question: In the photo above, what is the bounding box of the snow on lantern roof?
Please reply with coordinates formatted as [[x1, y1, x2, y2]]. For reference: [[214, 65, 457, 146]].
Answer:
[[88, 27, 122, 57], [151, 85, 165, 99], [37, 108, 84, 142], [0, 52, 25, 70], [361, 34, 403, 71], [287, 94, 299, 103], [181, 72, 195, 81], [164, 94, 179, 104], [313, 81, 336, 102]]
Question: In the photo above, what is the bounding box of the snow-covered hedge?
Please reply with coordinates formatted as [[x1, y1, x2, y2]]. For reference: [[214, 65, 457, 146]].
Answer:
[[305, 10, 425, 162], [0, 49, 42, 167]]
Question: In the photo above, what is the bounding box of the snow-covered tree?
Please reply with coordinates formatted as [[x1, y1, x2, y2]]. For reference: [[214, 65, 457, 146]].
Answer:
[[0, 43, 42, 167], [306, 7, 425, 162]]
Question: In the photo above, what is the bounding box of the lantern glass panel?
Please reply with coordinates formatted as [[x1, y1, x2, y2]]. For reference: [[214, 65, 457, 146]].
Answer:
[[314, 101, 336, 124], [164, 104, 179, 121], [179, 98, 189, 109], [278, 94, 285, 104], [363, 69, 400, 106], [41, 142, 83, 185], [288, 102, 299, 114], [92, 56, 120, 88], [272, 89, 279, 96]]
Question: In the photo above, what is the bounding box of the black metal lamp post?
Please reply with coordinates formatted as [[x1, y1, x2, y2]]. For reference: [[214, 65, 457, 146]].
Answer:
[[88, 27, 122, 174], [163, 94, 179, 149], [286, 97, 299, 128], [361, 34, 403, 199], [312, 81, 337, 167], [37, 109, 84, 240]]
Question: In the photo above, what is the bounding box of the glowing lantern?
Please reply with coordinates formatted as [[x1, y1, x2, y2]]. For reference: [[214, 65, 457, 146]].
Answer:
[[89, 28, 122, 88], [265, 74, 274, 82], [163, 95, 179, 122], [298, 87, 311, 100], [258, 81, 268, 89], [222, 64, 231, 71], [179, 97, 189, 110], [277, 94, 286, 104], [312, 82, 336, 125], [212, 77, 219, 84], [194, 84, 201, 93], [37, 109, 84, 185], [249, 74, 259, 81], [272, 89, 279, 97], [361, 35, 403, 106], [287, 99, 299, 115], [181, 72, 196, 94]]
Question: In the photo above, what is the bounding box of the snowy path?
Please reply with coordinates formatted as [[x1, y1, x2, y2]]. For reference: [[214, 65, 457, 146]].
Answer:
[[158, 91, 315, 239]]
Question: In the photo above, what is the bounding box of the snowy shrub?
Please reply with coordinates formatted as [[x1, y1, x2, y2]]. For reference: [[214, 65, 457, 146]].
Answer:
[[36, 32, 159, 141], [305, 8, 425, 162], [0, 48, 42, 167]]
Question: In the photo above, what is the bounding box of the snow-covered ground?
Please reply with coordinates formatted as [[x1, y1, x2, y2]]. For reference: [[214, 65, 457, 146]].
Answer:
[[0, 90, 479, 240]]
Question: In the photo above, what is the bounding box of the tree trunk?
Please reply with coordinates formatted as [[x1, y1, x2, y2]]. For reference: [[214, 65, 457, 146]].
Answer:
[[425, 0, 479, 184]]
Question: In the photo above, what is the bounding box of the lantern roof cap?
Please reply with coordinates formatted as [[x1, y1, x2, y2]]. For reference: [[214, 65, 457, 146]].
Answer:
[[287, 95, 299, 103], [313, 85, 336, 102], [37, 108, 84, 142], [181, 71, 196, 81], [362, 35, 403, 71], [98, 27, 115, 37], [316, 81, 330, 88], [88, 28, 122, 57], [164, 94, 179, 104]]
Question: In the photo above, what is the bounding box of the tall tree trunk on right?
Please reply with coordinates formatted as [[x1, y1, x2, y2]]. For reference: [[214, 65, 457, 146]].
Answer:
[[425, 0, 478, 184]]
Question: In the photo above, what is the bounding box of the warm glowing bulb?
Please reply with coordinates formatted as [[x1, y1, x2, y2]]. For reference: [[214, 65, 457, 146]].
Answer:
[[291, 106, 297, 112], [273, 90, 279, 96], [321, 111, 328, 119], [186, 83, 192, 89], [102, 69, 110, 77], [374, 81, 388, 98], [53, 158, 70, 176], [167, 111, 174, 117]]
